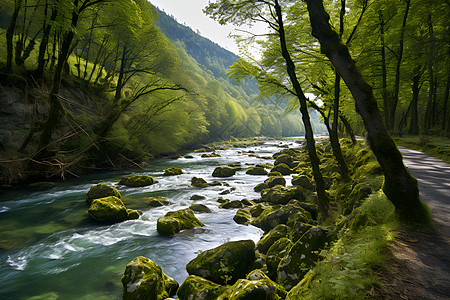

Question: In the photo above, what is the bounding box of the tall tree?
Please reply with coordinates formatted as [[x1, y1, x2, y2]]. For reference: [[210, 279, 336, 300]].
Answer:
[[303, 0, 429, 223]]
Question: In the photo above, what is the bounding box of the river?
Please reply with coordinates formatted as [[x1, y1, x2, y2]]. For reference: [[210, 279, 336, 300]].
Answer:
[[0, 139, 302, 299]]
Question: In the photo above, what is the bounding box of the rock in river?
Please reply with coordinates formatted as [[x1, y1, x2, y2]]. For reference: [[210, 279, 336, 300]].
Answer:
[[163, 167, 183, 176], [177, 275, 227, 300], [157, 208, 205, 235], [212, 166, 236, 177], [88, 196, 140, 223], [119, 175, 157, 187], [86, 184, 121, 206], [186, 240, 256, 285], [122, 256, 178, 300]]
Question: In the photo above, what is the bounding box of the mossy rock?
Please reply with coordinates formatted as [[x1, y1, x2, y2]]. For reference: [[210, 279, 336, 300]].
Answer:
[[190, 194, 206, 200], [147, 196, 169, 207], [256, 224, 291, 254], [254, 182, 269, 192], [217, 276, 286, 300], [250, 204, 267, 218], [186, 240, 256, 285], [291, 175, 314, 191], [246, 167, 268, 176], [233, 208, 252, 225], [217, 197, 228, 204], [86, 184, 121, 206], [266, 238, 294, 279], [271, 163, 292, 175], [121, 256, 178, 300], [163, 167, 183, 176], [177, 275, 227, 300], [119, 175, 157, 187], [268, 171, 283, 177], [212, 166, 236, 178], [126, 209, 141, 220], [261, 185, 304, 205], [277, 227, 330, 290], [157, 208, 205, 235], [252, 204, 312, 233], [201, 153, 221, 158], [241, 199, 254, 207], [189, 204, 212, 213], [274, 153, 294, 168], [184, 155, 194, 159], [219, 200, 244, 209], [191, 177, 209, 188], [88, 196, 135, 223], [264, 176, 286, 188]]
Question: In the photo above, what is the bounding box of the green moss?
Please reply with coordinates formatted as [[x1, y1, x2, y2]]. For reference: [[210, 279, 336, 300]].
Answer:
[[246, 166, 268, 175], [177, 275, 227, 300], [271, 163, 292, 175], [218, 277, 286, 300], [212, 166, 236, 177], [86, 184, 121, 206], [163, 167, 183, 176], [233, 208, 252, 224], [119, 175, 157, 187], [157, 208, 204, 235], [256, 224, 291, 254], [88, 196, 129, 223]]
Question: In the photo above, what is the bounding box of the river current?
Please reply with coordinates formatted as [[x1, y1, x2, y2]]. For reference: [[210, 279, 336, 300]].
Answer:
[[0, 139, 302, 299]]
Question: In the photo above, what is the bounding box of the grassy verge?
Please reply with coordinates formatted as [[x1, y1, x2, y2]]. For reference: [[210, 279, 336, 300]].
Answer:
[[395, 135, 450, 164]]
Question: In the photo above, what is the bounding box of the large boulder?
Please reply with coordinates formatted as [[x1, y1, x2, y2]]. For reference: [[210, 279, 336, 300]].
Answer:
[[212, 166, 236, 177], [264, 176, 286, 188], [270, 163, 291, 175], [88, 196, 139, 223], [177, 275, 227, 300], [261, 185, 304, 205], [291, 175, 314, 191], [277, 227, 330, 290], [256, 224, 291, 254], [119, 175, 157, 187], [217, 270, 286, 300], [252, 204, 312, 233], [246, 166, 268, 176], [186, 240, 256, 285], [233, 208, 252, 225], [163, 167, 183, 176], [189, 204, 212, 213], [86, 184, 121, 206], [157, 208, 205, 235], [254, 182, 269, 192], [191, 177, 221, 188], [219, 200, 244, 209], [121, 256, 178, 300], [274, 153, 294, 168], [266, 238, 294, 279]]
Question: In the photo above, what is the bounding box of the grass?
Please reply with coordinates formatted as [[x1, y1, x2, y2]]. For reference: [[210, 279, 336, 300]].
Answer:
[[288, 192, 397, 299], [395, 135, 450, 164]]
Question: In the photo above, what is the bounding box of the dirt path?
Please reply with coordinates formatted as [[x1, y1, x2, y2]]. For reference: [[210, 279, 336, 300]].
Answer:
[[379, 147, 450, 300]]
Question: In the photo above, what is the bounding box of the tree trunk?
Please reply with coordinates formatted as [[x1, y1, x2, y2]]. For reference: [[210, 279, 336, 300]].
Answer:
[[304, 0, 429, 224], [441, 74, 449, 132], [274, 0, 330, 218], [379, 12, 389, 127], [424, 15, 435, 132], [390, 0, 411, 131], [5, 0, 22, 73], [339, 115, 356, 144], [408, 67, 422, 134]]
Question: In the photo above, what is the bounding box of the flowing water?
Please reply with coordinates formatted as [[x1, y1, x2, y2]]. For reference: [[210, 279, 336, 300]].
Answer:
[[0, 139, 302, 299]]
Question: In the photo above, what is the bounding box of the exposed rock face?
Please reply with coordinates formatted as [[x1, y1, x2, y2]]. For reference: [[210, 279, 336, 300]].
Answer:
[[88, 196, 140, 223], [121, 256, 178, 300], [177, 275, 227, 300], [246, 166, 268, 175], [212, 166, 236, 177], [186, 240, 256, 285], [157, 208, 205, 235], [86, 184, 121, 206], [163, 167, 183, 176], [119, 175, 157, 187], [277, 227, 330, 290]]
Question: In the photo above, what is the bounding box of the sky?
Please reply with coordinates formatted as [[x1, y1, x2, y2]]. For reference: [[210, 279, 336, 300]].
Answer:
[[148, 0, 265, 55]]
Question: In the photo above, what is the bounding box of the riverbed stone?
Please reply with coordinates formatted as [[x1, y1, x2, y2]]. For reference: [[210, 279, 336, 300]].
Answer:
[[277, 227, 330, 290], [201, 153, 221, 158], [212, 166, 236, 177], [119, 175, 157, 187], [191, 177, 209, 188], [86, 184, 121, 206], [266, 238, 294, 279], [121, 256, 178, 300], [291, 175, 314, 191], [157, 208, 205, 235], [189, 204, 212, 213], [268, 171, 282, 177], [88, 196, 136, 223], [246, 166, 268, 175], [163, 167, 183, 176], [264, 176, 286, 188], [271, 163, 291, 175], [261, 185, 305, 205], [251, 204, 312, 233], [177, 275, 227, 300], [274, 153, 294, 168], [219, 200, 243, 209], [190, 194, 206, 200], [186, 240, 256, 285], [254, 182, 269, 192], [233, 208, 252, 225], [256, 224, 291, 254]]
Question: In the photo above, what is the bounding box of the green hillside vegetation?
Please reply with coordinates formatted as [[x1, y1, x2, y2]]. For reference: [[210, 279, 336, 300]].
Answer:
[[0, 0, 321, 185]]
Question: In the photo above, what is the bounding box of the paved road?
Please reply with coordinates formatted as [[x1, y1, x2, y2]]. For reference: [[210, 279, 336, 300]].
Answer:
[[399, 147, 450, 239]]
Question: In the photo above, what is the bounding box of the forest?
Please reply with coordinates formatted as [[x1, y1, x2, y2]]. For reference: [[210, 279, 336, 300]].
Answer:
[[0, 0, 322, 185]]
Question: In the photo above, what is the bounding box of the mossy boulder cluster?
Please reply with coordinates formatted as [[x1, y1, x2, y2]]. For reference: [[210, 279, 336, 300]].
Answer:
[[157, 208, 205, 235], [85, 184, 140, 223]]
